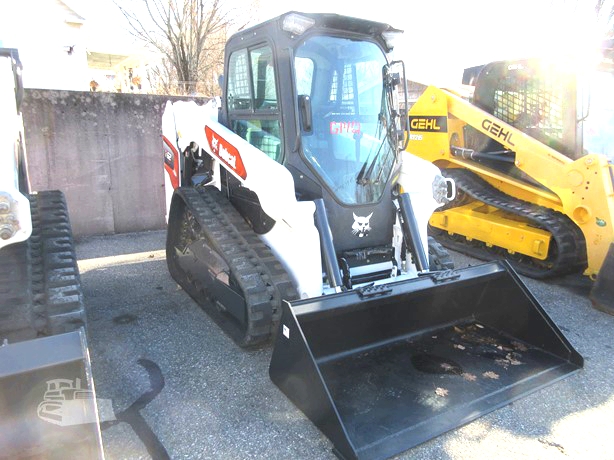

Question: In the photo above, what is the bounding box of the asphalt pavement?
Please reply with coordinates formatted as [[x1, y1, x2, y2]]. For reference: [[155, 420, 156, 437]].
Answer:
[[76, 230, 614, 460]]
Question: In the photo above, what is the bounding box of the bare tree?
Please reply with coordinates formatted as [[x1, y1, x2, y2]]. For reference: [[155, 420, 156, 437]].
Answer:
[[595, 0, 614, 36], [116, 0, 257, 95]]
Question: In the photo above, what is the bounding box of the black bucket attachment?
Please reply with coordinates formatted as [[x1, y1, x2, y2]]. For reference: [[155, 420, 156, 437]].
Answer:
[[269, 261, 582, 460], [590, 242, 614, 315]]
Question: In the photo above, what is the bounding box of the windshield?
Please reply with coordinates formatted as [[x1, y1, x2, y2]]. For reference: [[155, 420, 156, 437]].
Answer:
[[582, 70, 614, 163], [295, 36, 397, 205]]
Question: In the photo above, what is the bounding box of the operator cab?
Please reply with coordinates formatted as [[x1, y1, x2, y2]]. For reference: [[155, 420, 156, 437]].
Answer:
[[582, 65, 614, 163], [219, 12, 407, 285], [467, 56, 614, 164]]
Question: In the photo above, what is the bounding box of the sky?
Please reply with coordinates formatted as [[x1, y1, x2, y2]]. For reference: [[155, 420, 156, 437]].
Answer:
[[5, 0, 610, 87], [255, 0, 610, 86], [85, 0, 610, 86]]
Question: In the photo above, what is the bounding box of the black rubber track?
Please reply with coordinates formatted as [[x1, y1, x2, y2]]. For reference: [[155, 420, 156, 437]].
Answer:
[[0, 191, 86, 342], [431, 169, 587, 279], [427, 236, 454, 270], [166, 186, 298, 347]]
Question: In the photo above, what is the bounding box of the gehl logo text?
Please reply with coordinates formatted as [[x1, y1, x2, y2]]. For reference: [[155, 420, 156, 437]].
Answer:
[[481, 118, 515, 146], [408, 116, 447, 132]]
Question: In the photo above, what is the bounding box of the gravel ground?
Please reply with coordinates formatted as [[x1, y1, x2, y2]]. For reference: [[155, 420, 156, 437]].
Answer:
[[76, 230, 614, 460]]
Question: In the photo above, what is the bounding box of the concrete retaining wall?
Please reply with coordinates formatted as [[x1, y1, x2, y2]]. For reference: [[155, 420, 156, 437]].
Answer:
[[22, 90, 206, 237]]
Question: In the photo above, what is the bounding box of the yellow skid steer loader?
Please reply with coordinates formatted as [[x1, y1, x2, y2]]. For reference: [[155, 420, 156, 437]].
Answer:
[[407, 52, 614, 314]]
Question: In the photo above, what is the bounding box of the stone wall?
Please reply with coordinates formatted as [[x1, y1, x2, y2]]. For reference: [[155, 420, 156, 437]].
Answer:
[[22, 90, 206, 237]]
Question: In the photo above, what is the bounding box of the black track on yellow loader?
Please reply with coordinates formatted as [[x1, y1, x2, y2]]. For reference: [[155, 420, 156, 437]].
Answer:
[[431, 169, 587, 279], [166, 186, 298, 347]]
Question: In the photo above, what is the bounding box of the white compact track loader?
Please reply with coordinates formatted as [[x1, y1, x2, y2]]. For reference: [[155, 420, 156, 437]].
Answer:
[[163, 12, 582, 460]]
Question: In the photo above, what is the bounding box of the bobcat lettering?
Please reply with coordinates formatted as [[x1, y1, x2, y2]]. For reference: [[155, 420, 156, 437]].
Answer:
[[205, 126, 247, 179]]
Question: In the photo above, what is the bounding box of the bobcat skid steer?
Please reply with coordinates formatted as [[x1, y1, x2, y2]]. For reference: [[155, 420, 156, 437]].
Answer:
[[163, 12, 582, 460]]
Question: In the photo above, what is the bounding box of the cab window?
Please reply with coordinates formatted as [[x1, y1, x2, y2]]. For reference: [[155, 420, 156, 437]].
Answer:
[[227, 45, 282, 162]]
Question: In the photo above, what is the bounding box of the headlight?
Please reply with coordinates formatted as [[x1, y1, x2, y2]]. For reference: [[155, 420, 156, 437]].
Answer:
[[432, 174, 455, 205], [282, 13, 315, 36]]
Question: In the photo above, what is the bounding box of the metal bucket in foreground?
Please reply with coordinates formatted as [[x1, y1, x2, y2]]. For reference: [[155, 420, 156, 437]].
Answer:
[[0, 330, 104, 459], [269, 261, 582, 460]]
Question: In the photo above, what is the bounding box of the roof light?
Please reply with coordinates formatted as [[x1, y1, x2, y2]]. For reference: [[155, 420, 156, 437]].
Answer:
[[282, 13, 315, 36], [382, 31, 403, 51]]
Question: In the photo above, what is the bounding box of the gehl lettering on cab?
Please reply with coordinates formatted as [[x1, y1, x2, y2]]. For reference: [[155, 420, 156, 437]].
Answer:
[[482, 118, 515, 146], [408, 116, 447, 132]]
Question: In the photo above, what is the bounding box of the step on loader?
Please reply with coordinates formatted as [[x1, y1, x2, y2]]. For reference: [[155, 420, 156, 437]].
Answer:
[[163, 12, 583, 460]]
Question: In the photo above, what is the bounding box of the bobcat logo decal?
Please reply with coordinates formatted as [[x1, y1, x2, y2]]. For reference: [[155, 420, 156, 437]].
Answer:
[[352, 212, 373, 238]]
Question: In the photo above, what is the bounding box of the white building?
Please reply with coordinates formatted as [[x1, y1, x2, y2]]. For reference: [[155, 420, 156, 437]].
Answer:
[[87, 49, 157, 93], [0, 0, 157, 92], [0, 0, 90, 90]]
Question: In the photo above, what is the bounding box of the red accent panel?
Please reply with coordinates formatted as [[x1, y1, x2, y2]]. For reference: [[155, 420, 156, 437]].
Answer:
[[205, 126, 247, 180], [163, 135, 180, 189]]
